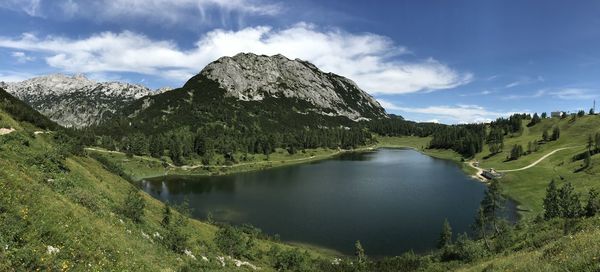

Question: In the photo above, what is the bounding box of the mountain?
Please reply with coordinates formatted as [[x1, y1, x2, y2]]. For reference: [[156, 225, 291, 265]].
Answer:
[[200, 53, 386, 121], [106, 53, 386, 134], [0, 74, 162, 128]]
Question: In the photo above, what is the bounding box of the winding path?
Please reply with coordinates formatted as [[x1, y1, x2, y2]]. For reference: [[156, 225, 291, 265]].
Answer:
[[497, 147, 577, 172], [468, 146, 579, 180]]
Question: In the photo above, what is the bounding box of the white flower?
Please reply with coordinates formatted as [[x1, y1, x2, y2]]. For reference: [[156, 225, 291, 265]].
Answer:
[[217, 256, 226, 267], [46, 245, 60, 255], [184, 249, 196, 260]]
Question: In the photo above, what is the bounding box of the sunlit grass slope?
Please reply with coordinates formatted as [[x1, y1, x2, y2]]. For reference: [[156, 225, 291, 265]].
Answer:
[[0, 109, 333, 271]]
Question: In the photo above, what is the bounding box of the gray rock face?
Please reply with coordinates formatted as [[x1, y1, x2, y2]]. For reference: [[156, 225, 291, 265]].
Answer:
[[200, 53, 386, 121], [1, 74, 166, 128]]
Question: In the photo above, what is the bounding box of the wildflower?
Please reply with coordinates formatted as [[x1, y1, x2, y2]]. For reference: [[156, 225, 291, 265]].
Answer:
[[184, 249, 196, 260], [46, 245, 60, 255]]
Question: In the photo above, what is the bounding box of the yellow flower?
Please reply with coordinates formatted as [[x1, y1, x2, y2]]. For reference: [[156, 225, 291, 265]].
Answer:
[[61, 260, 70, 272]]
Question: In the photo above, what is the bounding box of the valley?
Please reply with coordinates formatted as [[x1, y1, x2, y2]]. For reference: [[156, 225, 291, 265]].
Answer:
[[1, 54, 600, 271]]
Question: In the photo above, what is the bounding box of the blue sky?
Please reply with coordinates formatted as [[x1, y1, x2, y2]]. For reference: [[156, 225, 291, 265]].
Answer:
[[1, 0, 599, 123]]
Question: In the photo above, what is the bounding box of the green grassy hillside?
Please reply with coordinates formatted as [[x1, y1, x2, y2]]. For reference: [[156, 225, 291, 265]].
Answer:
[[472, 115, 600, 217], [388, 115, 600, 218], [3, 80, 600, 271], [376, 117, 600, 271], [0, 105, 340, 271]]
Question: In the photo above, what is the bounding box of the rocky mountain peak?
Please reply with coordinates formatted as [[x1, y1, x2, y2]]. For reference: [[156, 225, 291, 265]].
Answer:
[[198, 53, 386, 121]]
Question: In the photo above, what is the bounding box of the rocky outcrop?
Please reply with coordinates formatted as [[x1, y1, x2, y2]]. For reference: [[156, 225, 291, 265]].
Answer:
[[198, 53, 387, 121]]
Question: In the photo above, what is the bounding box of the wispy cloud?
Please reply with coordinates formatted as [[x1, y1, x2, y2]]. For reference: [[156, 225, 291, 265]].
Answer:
[[11, 51, 35, 63], [0, 0, 281, 25], [0, 25, 472, 95], [503, 89, 546, 100], [504, 75, 544, 88], [0, 0, 42, 17], [459, 89, 495, 97], [504, 88, 598, 100], [485, 75, 499, 81], [378, 99, 524, 124], [548, 88, 598, 100]]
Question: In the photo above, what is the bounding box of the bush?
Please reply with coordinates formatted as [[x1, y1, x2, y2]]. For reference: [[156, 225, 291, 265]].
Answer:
[[122, 187, 145, 223], [452, 233, 488, 262], [270, 246, 312, 272], [214, 225, 251, 258], [27, 151, 69, 174], [161, 204, 189, 253], [373, 251, 431, 272]]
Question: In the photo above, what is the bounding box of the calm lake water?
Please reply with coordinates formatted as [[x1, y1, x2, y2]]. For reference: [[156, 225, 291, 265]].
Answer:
[[142, 148, 516, 256]]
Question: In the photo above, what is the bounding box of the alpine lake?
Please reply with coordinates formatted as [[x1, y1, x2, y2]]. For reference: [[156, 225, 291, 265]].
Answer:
[[142, 148, 517, 257]]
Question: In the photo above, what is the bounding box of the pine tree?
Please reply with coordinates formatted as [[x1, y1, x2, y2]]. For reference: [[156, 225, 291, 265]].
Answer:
[[585, 189, 599, 217], [588, 134, 594, 152], [354, 240, 367, 269], [437, 218, 453, 249], [583, 150, 592, 169], [551, 126, 561, 141], [161, 203, 171, 227], [541, 112, 548, 119], [473, 206, 491, 250], [149, 135, 164, 158], [480, 179, 504, 234], [558, 182, 582, 219], [558, 182, 583, 234], [542, 129, 549, 142], [509, 144, 523, 160], [543, 180, 560, 220], [528, 113, 541, 127]]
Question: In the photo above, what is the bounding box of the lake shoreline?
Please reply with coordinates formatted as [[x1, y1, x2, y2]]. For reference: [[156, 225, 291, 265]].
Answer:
[[143, 148, 496, 257]]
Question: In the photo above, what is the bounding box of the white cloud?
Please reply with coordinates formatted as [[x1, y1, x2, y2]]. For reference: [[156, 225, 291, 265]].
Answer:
[[0, 0, 41, 17], [0, 25, 471, 94], [459, 89, 494, 97], [504, 75, 544, 88], [548, 88, 598, 100], [504, 88, 598, 100], [11, 51, 35, 63], [0, 0, 280, 24], [503, 89, 546, 100], [378, 99, 522, 124]]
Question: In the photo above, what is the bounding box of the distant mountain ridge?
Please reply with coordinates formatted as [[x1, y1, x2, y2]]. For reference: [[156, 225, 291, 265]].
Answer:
[[3, 54, 386, 129], [0, 74, 168, 128]]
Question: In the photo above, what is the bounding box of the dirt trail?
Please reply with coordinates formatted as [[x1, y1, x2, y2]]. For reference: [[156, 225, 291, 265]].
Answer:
[[498, 147, 577, 172], [467, 146, 579, 180]]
